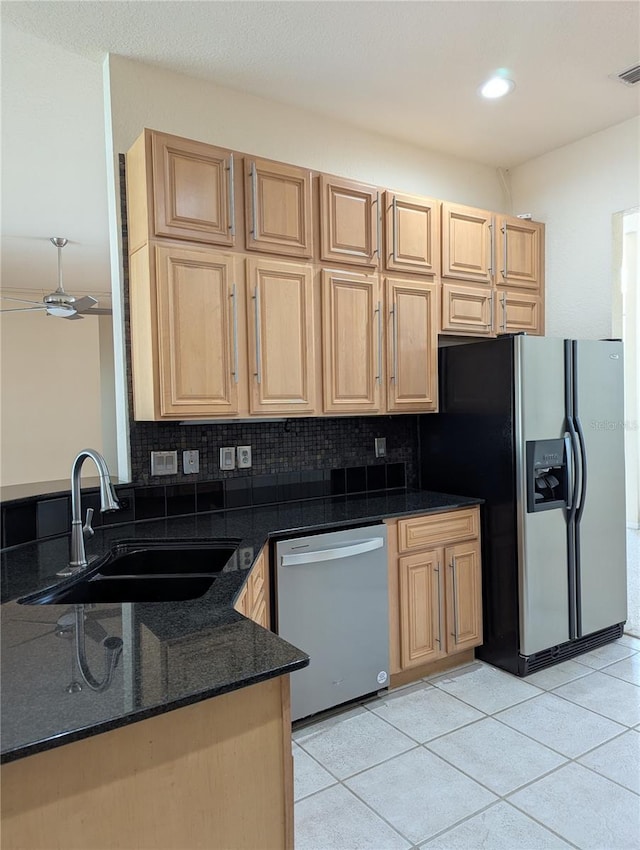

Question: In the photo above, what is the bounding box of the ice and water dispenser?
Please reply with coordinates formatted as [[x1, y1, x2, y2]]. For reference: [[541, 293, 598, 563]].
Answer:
[[526, 439, 569, 513]]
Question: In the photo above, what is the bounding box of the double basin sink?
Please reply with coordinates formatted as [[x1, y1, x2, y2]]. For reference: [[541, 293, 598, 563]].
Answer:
[[19, 539, 240, 605]]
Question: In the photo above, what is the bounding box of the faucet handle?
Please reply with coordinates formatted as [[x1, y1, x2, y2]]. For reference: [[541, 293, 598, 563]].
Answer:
[[83, 508, 95, 540]]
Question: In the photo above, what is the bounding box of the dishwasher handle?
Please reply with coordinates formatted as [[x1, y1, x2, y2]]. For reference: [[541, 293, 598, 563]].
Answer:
[[280, 537, 384, 566]]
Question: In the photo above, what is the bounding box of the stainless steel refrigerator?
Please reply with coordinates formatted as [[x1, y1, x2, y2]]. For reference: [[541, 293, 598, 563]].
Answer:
[[419, 335, 627, 675]]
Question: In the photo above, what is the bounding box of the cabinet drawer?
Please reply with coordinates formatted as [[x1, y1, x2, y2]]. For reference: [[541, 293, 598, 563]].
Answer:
[[397, 508, 479, 552]]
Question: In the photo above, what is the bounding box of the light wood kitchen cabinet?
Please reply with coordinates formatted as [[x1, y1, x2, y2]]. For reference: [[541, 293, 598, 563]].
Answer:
[[495, 216, 544, 292], [130, 243, 243, 420], [322, 268, 383, 413], [245, 157, 313, 258], [126, 129, 236, 253], [495, 289, 543, 336], [234, 545, 270, 629], [399, 548, 445, 668], [441, 202, 494, 284], [441, 282, 494, 336], [319, 175, 380, 267], [384, 191, 440, 276], [387, 506, 482, 684], [386, 278, 438, 412], [246, 258, 317, 416]]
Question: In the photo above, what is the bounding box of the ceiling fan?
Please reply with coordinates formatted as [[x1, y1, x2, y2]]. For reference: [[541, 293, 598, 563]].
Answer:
[[0, 237, 112, 320]]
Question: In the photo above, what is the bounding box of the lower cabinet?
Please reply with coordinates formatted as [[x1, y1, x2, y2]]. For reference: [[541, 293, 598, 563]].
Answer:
[[234, 544, 270, 629], [388, 507, 482, 681]]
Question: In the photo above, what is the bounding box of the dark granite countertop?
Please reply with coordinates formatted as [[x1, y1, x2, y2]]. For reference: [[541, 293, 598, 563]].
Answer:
[[1, 488, 482, 764]]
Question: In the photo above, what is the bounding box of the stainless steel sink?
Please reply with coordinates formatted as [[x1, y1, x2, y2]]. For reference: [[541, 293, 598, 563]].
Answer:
[[18, 539, 240, 605]]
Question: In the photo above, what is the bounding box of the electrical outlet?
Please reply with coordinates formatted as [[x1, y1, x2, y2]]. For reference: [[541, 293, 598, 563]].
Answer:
[[219, 446, 235, 470], [374, 437, 387, 458], [237, 445, 252, 469], [150, 451, 178, 476], [239, 547, 254, 568], [183, 450, 199, 474]]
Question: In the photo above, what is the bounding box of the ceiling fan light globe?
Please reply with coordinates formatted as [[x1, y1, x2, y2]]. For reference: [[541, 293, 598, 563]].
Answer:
[[46, 305, 77, 317]]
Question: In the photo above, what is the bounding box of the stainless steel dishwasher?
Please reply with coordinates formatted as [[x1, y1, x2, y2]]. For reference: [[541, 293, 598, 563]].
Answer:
[[276, 524, 388, 722]]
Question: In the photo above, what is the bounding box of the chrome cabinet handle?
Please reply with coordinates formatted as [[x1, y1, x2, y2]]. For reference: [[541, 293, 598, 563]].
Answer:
[[374, 192, 381, 260], [375, 300, 382, 385], [250, 162, 258, 236], [392, 196, 398, 262], [227, 154, 235, 237], [435, 561, 442, 647], [501, 222, 508, 280], [501, 292, 507, 332], [253, 284, 262, 384], [390, 303, 398, 382], [450, 556, 459, 643], [230, 284, 239, 383], [488, 221, 494, 277]]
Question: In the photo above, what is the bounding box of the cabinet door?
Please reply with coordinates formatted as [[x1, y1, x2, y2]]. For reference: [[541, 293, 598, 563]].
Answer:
[[245, 158, 313, 258], [495, 289, 544, 336], [155, 245, 240, 417], [445, 540, 483, 654], [320, 175, 380, 266], [442, 203, 493, 284], [399, 549, 445, 668], [151, 132, 235, 246], [322, 270, 382, 413], [384, 192, 440, 275], [441, 283, 494, 336], [246, 259, 316, 415], [496, 216, 544, 291], [386, 278, 437, 412]]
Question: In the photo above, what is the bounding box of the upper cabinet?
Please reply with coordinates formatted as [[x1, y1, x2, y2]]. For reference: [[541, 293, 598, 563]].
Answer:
[[244, 157, 313, 258], [245, 258, 317, 416], [126, 129, 236, 253], [130, 244, 242, 420], [495, 216, 544, 291], [441, 202, 493, 284], [384, 192, 440, 276], [386, 278, 438, 412], [319, 175, 380, 267], [322, 269, 382, 414]]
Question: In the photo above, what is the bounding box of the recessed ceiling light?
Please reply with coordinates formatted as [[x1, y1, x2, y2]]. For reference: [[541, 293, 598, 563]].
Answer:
[[479, 76, 515, 99]]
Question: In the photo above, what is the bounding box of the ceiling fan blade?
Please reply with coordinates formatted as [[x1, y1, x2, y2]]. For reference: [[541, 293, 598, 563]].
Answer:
[[0, 295, 43, 306], [0, 306, 47, 313], [73, 295, 98, 313], [82, 307, 113, 316]]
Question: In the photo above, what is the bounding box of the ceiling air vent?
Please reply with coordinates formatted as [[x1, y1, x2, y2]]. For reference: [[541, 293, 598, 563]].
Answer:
[[614, 63, 640, 86]]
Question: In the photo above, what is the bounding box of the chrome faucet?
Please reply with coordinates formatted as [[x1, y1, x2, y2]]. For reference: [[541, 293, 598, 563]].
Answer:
[[62, 449, 120, 575]]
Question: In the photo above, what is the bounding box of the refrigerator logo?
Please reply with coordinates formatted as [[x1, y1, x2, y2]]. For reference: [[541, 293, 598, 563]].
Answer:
[[591, 420, 638, 431], [543, 454, 559, 463]]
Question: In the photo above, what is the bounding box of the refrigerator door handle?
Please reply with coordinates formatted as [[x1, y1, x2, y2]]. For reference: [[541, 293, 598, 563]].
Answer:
[[563, 433, 573, 510], [565, 425, 580, 518], [574, 415, 588, 523]]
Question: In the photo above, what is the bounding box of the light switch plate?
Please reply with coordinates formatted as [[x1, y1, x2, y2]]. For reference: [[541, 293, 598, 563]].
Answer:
[[219, 446, 235, 470], [183, 450, 199, 474], [151, 451, 178, 476], [374, 437, 387, 458]]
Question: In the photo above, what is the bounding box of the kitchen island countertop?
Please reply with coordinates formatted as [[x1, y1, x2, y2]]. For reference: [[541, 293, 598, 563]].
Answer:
[[1, 488, 482, 763]]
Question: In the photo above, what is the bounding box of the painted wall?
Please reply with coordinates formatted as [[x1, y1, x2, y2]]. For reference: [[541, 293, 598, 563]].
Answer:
[[0, 23, 116, 485], [0, 313, 103, 485], [106, 56, 505, 210], [509, 116, 640, 339]]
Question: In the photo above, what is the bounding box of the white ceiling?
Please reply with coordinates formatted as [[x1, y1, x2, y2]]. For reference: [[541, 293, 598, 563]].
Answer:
[[3, 0, 640, 169]]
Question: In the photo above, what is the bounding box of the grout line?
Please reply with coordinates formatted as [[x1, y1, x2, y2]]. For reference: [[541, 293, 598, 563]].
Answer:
[[546, 675, 640, 727], [500, 799, 583, 850]]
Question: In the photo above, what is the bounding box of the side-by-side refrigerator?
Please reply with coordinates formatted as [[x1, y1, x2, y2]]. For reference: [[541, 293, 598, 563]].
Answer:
[[420, 335, 627, 675]]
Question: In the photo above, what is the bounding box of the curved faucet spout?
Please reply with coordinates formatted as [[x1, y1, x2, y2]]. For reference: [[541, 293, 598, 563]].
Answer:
[[74, 605, 123, 693], [68, 449, 120, 571]]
